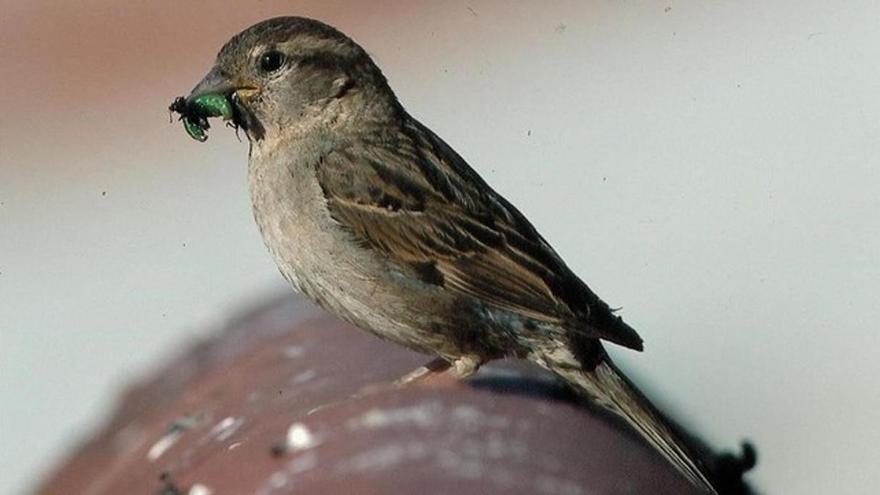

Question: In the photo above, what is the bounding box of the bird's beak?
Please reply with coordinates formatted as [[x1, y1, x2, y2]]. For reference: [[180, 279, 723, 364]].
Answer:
[[186, 66, 265, 141], [188, 66, 260, 103], [187, 66, 236, 101]]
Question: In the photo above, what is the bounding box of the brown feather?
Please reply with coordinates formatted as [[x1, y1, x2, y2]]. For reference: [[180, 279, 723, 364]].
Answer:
[[315, 116, 643, 350]]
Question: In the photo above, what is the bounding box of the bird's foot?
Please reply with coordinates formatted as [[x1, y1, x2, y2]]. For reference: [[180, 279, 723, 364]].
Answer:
[[393, 354, 483, 387], [449, 354, 482, 379]]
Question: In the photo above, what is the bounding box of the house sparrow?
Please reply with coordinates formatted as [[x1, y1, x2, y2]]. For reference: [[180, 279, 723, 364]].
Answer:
[[177, 16, 717, 493]]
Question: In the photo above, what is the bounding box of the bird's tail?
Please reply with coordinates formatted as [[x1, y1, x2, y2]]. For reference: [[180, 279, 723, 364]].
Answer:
[[545, 353, 718, 494]]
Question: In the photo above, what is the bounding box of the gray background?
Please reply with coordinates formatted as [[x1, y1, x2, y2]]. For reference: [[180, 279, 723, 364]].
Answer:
[[2, 1, 878, 493]]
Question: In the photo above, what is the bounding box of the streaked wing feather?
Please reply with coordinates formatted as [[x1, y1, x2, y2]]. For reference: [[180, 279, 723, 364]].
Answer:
[[315, 118, 643, 350], [326, 199, 564, 323]]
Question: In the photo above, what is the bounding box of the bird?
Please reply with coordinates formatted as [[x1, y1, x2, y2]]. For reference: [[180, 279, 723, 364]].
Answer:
[[178, 16, 718, 493]]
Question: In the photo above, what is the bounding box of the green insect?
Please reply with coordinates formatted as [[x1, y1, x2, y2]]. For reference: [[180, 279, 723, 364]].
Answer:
[[169, 94, 235, 142]]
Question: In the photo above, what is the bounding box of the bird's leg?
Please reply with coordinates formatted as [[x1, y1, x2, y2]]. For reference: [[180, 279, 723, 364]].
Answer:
[[393, 356, 451, 386]]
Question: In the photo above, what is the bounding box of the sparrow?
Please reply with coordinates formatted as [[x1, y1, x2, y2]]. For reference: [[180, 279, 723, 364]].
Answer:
[[176, 16, 718, 493]]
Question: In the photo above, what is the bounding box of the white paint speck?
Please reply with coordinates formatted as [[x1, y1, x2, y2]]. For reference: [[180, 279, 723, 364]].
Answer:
[[211, 416, 244, 442], [306, 404, 327, 416], [283, 345, 305, 358], [188, 483, 213, 495], [337, 442, 429, 472], [348, 403, 439, 430], [213, 417, 236, 433], [286, 422, 317, 451], [228, 442, 242, 451], [452, 405, 511, 429], [268, 471, 288, 489], [147, 430, 182, 462], [290, 369, 317, 384]]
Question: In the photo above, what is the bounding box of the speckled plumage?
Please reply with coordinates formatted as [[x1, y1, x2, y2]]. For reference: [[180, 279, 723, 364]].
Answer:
[[183, 16, 717, 493]]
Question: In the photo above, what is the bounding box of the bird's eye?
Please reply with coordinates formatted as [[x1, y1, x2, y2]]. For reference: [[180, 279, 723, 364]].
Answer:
[[259, 50, 286, 73]]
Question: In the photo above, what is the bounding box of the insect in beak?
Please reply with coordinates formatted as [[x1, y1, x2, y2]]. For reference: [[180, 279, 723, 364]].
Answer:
[[170, 66, 264, 142], [168, 94, 235, 142]]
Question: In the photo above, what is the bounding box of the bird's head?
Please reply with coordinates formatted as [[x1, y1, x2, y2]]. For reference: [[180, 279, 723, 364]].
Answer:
[[179, 17, 397, 143]]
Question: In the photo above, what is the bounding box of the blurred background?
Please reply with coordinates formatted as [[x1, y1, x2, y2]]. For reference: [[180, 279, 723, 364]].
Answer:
[[1, 1, 878, 493]]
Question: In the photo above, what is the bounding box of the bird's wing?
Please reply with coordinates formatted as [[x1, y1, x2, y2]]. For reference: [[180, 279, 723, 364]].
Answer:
[[316, 118, 643, 350]]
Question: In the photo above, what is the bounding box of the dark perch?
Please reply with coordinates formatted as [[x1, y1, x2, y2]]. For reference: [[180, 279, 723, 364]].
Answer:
[[36, 295, 755, 495]]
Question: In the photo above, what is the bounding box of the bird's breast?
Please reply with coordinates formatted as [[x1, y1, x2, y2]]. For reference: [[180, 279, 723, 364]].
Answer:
[[246, 148, 430, 344], [248, 149, 343, 295], [246, 146, 477, 357]]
